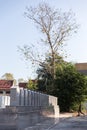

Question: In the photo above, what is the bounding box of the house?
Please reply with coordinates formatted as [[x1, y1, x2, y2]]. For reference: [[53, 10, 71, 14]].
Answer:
[[0, 80, 13, 95]]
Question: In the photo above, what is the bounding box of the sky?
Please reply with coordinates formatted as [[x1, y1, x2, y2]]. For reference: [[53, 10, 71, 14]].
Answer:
[[0, 0, 87, 80]]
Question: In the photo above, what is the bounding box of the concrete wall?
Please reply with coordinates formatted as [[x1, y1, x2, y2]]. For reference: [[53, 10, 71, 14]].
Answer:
[[0, 86, 59, 130], [0, 105, 59, 130]]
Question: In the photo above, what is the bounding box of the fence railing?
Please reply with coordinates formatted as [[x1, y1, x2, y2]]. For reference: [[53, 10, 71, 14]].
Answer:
[[0, 86, 58, 108], [10, 86, 58, 107]]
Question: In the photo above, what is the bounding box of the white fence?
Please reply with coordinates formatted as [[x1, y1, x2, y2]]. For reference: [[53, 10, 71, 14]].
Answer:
[[10, 86, 58, 107], [0, 86, 58, 108], [0, 96, 10, 108]]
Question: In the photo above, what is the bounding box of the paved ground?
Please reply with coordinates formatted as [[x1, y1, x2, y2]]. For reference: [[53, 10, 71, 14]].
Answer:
[[0, 113, 87, 130], [25, 113, 87, 130], [49, 116, 87, 130]]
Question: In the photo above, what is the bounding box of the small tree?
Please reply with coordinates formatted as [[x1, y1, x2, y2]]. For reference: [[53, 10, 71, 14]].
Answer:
[[27, 79, 37, 91]]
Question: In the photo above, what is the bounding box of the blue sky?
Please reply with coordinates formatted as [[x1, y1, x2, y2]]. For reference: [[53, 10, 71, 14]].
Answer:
[[0, 0, 87, 80]]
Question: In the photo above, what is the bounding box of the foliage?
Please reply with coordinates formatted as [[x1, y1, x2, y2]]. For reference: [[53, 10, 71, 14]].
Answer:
[[27, 79, 37, 91], [36, 55, 87, 112], [36, 54, 64, 93], [54, 63, 87, 112], [1, 73, 14, 80]]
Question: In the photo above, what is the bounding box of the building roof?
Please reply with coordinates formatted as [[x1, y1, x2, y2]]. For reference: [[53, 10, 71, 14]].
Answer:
[[19, 82, 27, 88], [0, 80, 13, 91]]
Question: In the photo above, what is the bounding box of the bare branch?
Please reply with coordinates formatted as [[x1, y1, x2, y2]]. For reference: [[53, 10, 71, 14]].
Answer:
[[19, 2, 78, 79]]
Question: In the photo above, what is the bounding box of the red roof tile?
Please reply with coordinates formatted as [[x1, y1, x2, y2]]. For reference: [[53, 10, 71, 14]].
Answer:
[[0, 80, 13, 90]]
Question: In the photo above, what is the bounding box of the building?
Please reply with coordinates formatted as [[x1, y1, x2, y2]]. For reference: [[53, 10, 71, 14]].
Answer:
[[0, 80, 13, 95], [19, 82, 27, 88], [75, 63, 87, 75]]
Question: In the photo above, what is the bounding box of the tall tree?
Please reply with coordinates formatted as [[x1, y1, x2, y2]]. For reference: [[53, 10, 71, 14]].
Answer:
[[19, 2, 78, 79]]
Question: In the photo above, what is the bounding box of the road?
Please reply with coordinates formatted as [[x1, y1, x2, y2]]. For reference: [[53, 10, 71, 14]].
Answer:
[[49, 116, 87, 130], [25, 115, 87, 130]]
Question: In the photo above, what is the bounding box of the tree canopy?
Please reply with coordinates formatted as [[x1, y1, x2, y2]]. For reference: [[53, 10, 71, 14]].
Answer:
[[27, 79, 37, 91], [54, 63, 87, 112], [1, 73, 14, 80], [36, 55, 64, 93]]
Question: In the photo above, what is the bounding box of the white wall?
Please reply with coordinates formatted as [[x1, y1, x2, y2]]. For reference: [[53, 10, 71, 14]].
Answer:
[[0, 96, 10, 108]]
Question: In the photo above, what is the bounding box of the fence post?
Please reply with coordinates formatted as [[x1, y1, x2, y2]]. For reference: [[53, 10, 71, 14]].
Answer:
[[10, 86, 20, 106]]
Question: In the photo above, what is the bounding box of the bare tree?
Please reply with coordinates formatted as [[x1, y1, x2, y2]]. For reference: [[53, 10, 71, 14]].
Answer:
[[19, 2, 78, 79]]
